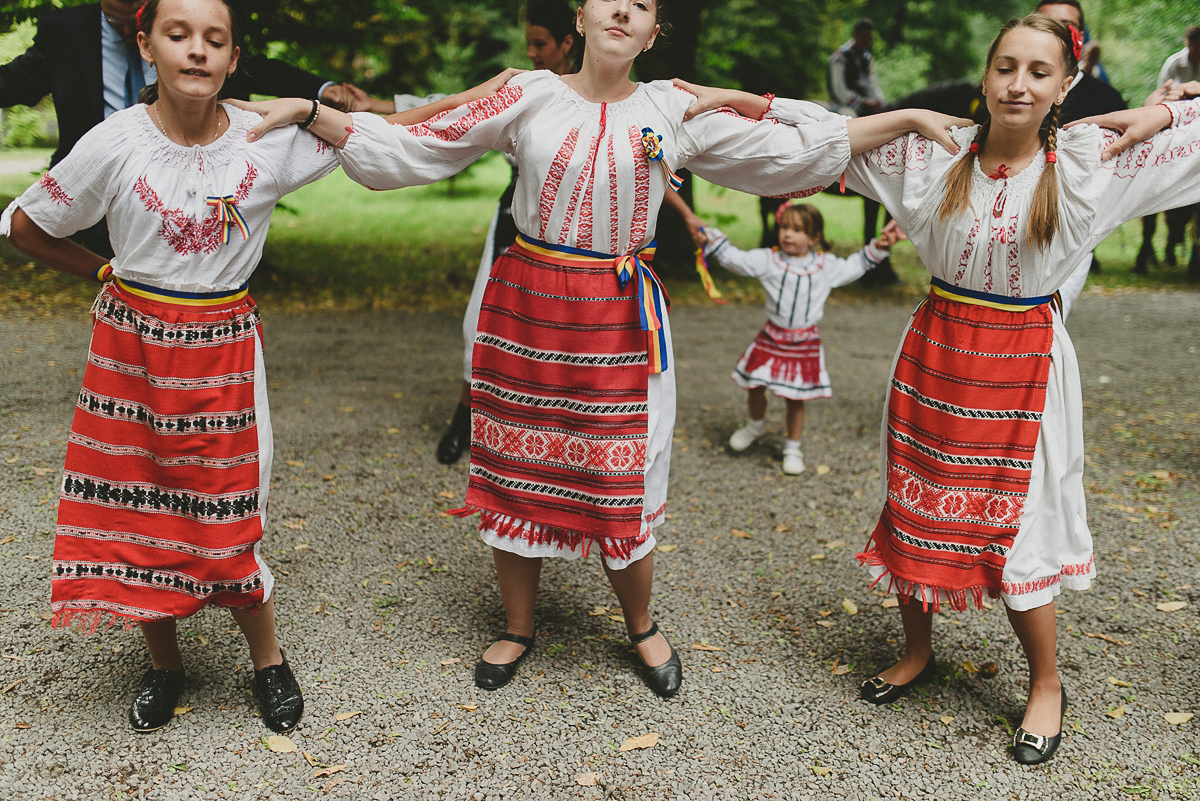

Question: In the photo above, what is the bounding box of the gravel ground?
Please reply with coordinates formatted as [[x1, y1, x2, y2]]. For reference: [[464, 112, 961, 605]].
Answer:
[[1, 288, 1198, 800]]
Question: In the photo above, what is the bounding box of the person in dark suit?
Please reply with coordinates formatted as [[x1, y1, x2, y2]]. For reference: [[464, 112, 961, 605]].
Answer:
[[0, 0, 376, 253]]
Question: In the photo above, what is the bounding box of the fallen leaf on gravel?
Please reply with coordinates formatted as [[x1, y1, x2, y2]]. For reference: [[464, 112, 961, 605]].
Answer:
[[1165, 713, 1194, 725], [824, 540, 845, 549], [32, 467, 54, 476], [458, 704, 478, 712], [731, 529, 752, 539], [590, 606, 608, 616], [1157, 601, 1188, 613], [387, 427, 401, 434], [0, 536, 14, 545], [940, 716, 954, 725], [173, 706, 193, 716], [692, 643, 723, 652], [335, 712, 362, 722], [264, 735, 296, 753], [14, 722, 30, 729], [841, 599, 858, 616], [830, 660, 850, 676], [608, 615, 626, 624], [1107, 705, 1127, 719], [981, 600, 996, 610], [1151, 470, 1174, 481], [961, 661, 979, 674], [774, 523, 791, 533], [339, 406, 355, 413], [282, 519, 305, 530], [815, 465, 831, 475], [0, 679, 23, 694], [577, 773, 601, 787], [1085, 632, 1131, 646], [881, 597, 899, 608], [1108, 677, 1132, 688], [656, 544, 678, 553], [324, 778, 346, 792], [284, 460, 305, 467], [811, 766, 831, 776], [440, 658, 461, 666], [302, 751, 316, 766], [619, 733, 660, 751], [816, 621, 835, 628], [312, 765, 348, 779], [438, 491, 456, 499], [810, 553, 826, 561]]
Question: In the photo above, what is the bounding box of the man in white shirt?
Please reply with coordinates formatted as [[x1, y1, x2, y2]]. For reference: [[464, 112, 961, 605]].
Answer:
[[1157, 26, 1200, 89]]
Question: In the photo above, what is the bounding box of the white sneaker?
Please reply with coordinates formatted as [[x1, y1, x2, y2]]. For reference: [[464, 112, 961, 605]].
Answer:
[[729, 422, 764, 451], [782, 450, 805, 475]]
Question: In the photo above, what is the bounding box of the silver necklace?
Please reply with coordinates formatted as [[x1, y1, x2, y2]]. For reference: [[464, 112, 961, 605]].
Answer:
[[152, 102, 223, 145]]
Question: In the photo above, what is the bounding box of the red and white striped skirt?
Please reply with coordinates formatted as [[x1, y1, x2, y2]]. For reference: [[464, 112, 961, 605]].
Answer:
[[51, 280, 273, 631], [731, 321, 831, 400]]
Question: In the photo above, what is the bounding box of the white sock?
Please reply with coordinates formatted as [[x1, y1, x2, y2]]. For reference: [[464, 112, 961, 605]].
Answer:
[[784, 438, 802, 454], [746, 418, 766, 433]]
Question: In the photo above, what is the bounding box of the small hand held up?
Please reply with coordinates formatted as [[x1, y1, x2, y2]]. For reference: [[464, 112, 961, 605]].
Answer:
[[1064, 104, 1174, 161], [874, 219, 907, 248], [226, 97, 311, 142]]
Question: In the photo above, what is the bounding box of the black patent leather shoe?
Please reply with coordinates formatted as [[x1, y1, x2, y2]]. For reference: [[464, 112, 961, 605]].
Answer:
[[475, 632, 534, 690], [253, 653, 304, 733], [129, 667, 185, 732], [860, 656, 936, 705], [630, 623, 683, 699], [436, 402, 471, 465], [1011, 687, 1068, 765]]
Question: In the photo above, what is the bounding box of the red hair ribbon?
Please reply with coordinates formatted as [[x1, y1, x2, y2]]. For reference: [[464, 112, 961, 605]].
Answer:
[[774, 199, 795, 227], [968, 142, 980, 154], [1069, 25, 1083, 61], [135, 3, 146, 30], [1045, 151, 1058, 164]]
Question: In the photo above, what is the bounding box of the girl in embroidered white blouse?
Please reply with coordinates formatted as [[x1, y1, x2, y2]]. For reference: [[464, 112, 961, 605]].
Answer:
[[234, 0, 971, 699], [686, 14, 1200, 763]]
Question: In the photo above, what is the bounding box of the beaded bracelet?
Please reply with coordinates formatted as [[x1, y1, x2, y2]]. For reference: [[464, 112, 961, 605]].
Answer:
[[300, 99, 321, 130], [94, 263, 113, 282]]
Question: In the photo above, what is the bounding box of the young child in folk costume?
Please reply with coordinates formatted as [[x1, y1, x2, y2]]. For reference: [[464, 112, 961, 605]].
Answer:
[[761, 14, 1200, 764], [702, 202, 902, 474], [236, 0, 967, 698], [0, 0, 501, 734]]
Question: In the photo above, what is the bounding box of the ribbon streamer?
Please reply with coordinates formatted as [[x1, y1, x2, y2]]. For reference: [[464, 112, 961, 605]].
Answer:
[[615, 251, 670, 374], [693, 248, 726, 304], [640, 127, 683, 193], [206, 195, 250, 245]]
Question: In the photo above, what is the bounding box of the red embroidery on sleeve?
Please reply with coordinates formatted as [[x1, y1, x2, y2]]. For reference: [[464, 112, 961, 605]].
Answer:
[[408, 85, 524, 143], [38, 174, 74, 207]]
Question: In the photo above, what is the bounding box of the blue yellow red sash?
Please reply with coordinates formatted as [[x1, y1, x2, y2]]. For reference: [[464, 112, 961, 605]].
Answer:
[[113, 277, 249, 307], [929, 276, 1059, 312], [514, 235, 669, 374], [206, 195, 250, 245]]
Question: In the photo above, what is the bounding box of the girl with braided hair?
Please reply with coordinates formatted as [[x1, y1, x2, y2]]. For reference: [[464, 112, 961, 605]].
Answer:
[[828, 14, 1200, 763], [680, 9, 1200, 762]]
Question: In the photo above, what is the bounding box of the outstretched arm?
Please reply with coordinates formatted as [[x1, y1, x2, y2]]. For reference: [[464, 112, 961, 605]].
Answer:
[[385, 69, 526, 126], [1065, 103, 1174, 160]]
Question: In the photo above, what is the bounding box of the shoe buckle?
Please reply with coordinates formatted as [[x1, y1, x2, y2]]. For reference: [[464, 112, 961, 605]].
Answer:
[[1014, 728, 1047, 752], [865, 676, 888, 691]]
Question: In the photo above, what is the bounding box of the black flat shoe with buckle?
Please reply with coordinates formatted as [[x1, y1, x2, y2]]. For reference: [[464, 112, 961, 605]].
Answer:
[[253, 653, 304, 733], [129, 667, 185, 732], [474, 632, 534, 690], [860, 656, 936, 705], [1011, 687, 1068, 765], [630, 623, 682, 699]]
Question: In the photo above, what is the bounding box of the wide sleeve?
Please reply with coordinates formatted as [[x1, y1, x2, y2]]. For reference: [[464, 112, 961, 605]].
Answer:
[[823, 243, 889, 288], [0, 121, 119, 238], [336, 82, 529, 190], [1071, 100, 1200, 238], [675, 98, 850, 198], [252, 125, 339, 196], [839, 127, 973, 234], [701, 227, 774, 278]]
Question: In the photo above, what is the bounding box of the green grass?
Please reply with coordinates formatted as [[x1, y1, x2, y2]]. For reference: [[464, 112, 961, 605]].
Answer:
[[0, 146, 1195, 312]]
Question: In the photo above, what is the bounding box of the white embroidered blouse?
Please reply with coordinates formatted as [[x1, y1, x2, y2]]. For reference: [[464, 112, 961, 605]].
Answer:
[[2, 103, 338, 293], [702, 228, 888, 329], [803, 99, 1200, 298], [337, 71, 852, 256]]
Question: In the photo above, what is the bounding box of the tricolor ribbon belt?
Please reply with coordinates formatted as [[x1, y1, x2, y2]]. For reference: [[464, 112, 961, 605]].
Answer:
[[514, 234, 670, 374], [113, 276, 250, 307], [929, 276, 1060, 313], [206, 195, 250, 245]]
